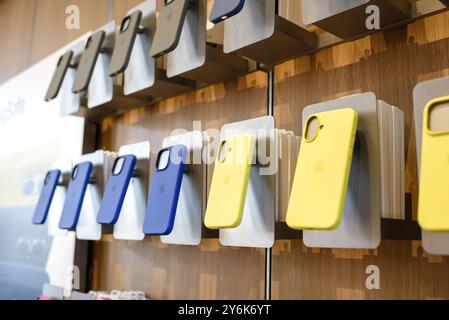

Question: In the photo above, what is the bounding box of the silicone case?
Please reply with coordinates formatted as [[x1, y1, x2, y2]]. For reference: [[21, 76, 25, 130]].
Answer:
[[72, 30, 106, 93], [210, 0, 245, 24], [108, 10, 142, 76], [97, 155, 137, 225], [32, 170, 61, 225], [143, 145, 187, 235], [286, 108, 358, 230], [418, 97, 449, 231], [204, 134, 255, 229], [45, 51, 73, 101], [59, 162, 93, 229], [150, 0, 189, 58]]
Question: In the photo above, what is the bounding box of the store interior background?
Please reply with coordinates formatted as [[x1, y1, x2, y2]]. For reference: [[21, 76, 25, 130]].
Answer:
[[1, 0, 449, 299]]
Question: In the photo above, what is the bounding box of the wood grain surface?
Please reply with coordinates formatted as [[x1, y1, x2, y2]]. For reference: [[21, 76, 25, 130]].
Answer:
[[0, 0, 36, 84]]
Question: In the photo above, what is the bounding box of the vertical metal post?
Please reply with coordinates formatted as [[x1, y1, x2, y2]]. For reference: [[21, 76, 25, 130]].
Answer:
[[265, 1, 278, 299], [265, 68, 275, 301]]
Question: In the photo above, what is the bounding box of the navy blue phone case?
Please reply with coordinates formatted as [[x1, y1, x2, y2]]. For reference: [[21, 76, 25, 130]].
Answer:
[[210, 0, 245, 24], [59, 162, 93, 230], [97, 155, 137, 225], [32, 170, 61, 225], [143, 145, 187, 235]]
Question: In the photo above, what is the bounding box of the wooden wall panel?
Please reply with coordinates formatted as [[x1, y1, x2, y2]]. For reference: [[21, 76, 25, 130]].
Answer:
[[30, 0, 110, 63], [272, 11, 449, 300], [92, 238, 265, 300], [0, 0, 35, 84], [93, 72, 269, 299], [273, 240, 449, 300]]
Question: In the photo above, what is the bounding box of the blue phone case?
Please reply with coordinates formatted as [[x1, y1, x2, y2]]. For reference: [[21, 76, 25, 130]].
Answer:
[[59, 162, 93, 230], [210, 0, 245, 24], [32, 170, 61, 225], [143, 145, 187, 235], [97, 155, 137, 225]]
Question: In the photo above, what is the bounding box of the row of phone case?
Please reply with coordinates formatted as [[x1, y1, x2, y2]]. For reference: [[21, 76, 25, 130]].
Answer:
[[45, 0, 419, 108], [45, 0, 318, 120], [32, 136, 205, 244], [33, 93, 405, 249]]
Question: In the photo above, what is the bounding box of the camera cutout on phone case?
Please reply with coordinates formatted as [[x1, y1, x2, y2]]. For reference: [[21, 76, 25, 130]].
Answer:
[[157, 149, 170, 170], [121, 15, 131, 32], [305, 116, 320, 142], [85, 36, 93, 49], [72, 165, 79, 180], [113, 157, 125, 175], [44, 172, 51, 184], [218, 140, 231, 163], [428, 101, 449, 133]]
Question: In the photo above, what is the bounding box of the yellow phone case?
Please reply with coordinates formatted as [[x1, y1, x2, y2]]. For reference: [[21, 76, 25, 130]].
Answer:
[[418, 96, 449, 231], [286, 108, 358, 230], [204, 134, 255, 229]]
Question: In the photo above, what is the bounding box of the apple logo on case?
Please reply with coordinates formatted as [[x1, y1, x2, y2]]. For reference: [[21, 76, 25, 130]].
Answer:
[[159, 185, 166, 193], [314, 161, 325, 173], [223, 176, 231, 185]]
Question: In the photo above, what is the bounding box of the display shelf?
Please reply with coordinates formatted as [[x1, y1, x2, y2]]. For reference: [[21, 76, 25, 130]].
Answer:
[[222, 0, 317, 66], [76, 67, 258, 122], [301, 0, 411, 40], [274, 219, 421, 241]]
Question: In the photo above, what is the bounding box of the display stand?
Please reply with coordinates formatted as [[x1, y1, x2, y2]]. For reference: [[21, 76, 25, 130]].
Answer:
[[112, 142, 150, 241], [300, 93, 404, 249], [217, 116, 276, 248], [163, 0, 250, 85], [160, 131, 205, 246]]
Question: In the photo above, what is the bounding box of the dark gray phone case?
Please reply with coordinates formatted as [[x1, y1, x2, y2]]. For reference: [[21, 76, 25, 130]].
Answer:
[[108, 11, 142, 76], [45, 51, 73, 101], [150, 0, 190, 58], [72, 31, 106, 93]]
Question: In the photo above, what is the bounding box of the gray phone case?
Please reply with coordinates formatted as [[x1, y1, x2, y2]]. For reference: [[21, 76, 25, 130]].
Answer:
[[45, 51, 73, 101], [150, 0, 190, 58], [108, 11, 142, 76], [72, 31, 106, 93]]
